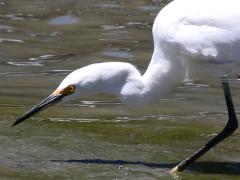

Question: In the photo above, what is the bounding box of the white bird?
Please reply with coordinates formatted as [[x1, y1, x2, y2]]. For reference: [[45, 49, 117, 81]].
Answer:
[[12, 0, 240, 174]]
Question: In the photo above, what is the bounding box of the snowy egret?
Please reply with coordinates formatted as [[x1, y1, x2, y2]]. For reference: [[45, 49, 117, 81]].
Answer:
[[12, 0, 240, 174]]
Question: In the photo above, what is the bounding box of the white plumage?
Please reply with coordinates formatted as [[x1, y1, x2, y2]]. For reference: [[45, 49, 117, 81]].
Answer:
[[55, 0, 240, 105], [155, 0, 240, 62], [12, 0, 240, 173]]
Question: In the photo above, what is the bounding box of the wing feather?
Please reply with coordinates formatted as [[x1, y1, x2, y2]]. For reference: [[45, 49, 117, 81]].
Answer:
[[154, 0, 240, 63]]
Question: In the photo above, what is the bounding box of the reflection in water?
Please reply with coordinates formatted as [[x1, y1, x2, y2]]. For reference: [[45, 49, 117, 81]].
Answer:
[[51, 158, 175, 169], [51, 159, 240, 175], [49, 15, 78, 26]]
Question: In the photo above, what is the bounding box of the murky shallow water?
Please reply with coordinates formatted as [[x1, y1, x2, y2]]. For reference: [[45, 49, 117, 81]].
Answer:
[[1, 0, 240, 179]]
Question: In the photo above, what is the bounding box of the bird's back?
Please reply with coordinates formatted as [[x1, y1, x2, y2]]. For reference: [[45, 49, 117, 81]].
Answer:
[[154, 0, 240, 62], [152, 0, 240, 79]]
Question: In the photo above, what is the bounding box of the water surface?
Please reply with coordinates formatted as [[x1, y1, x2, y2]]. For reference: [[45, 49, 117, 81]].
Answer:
[[0, 0, 240, 179]]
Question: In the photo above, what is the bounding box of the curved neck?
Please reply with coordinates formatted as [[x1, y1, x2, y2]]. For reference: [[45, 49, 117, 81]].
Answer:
[[125, 49, 185, 105], [144, 49, 185, 97], [91, 52, 186, 106]]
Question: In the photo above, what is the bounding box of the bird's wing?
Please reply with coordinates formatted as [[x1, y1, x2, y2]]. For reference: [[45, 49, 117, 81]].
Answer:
[[154, 0, 240, 63], [172, 22, 240, 62]]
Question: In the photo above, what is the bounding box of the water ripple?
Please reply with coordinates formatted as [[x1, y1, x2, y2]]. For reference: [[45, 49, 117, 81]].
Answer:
[[138, 5, 160, 12], [7, 61, 43, 67], [29, 53, 79, 62], [7, 53, 79, 67], [0, 1, 5, 6], [102, 50, 133, 59], [180, 80, 210, 88], [0, 38, 24, 43], [61, 101, 122, 108], [0, 13, 39, 21], [48, 118, 100, 123], [0, 24, 13, 30], [101, 22, 153, 31], [45, 111, 226, 124], [125, 21, 153, 30], [0, 69, 71, 77], [101, 24, 125, 30], [27, 31, 62, 37], [95, 3, 124, 9], [44, 112, 217, 124]]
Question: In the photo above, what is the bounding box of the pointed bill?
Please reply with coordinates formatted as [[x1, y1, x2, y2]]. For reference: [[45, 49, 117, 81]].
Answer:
[[12, 94, 64, 127]]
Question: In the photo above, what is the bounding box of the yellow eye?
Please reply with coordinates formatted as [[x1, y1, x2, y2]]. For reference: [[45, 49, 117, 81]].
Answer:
[[68, 85, 76, 93], [65, 85, 75, 95]]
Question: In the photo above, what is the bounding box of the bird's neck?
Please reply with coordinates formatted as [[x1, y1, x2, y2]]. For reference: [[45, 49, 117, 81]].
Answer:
[[144, 48, 186, 94], [119, 49, 186, 105]]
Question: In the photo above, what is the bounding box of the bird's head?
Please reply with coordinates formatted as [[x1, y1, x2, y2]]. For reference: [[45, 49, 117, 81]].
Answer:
[[11, 65, 96, 127], [12, 62, 142, 127]]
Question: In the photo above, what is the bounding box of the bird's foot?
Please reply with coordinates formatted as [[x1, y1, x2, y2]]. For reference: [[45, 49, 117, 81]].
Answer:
[[169, 165, 181, 176]]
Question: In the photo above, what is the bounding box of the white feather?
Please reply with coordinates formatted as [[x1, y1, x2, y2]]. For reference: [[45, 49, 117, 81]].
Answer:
[[56, 0, 240, 105]]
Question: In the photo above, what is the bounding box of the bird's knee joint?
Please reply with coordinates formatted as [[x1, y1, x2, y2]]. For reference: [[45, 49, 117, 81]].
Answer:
[[225, 119, 238, 136]]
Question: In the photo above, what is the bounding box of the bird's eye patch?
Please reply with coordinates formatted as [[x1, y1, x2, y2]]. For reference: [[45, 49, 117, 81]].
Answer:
[[67, 85, 76, 94], [54, 85, 76, 95]]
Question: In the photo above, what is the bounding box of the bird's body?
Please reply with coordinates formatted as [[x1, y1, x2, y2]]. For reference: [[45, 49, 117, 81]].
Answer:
[[55, 0, 240, 105], [155, 0, 240, 63], [152, 0, 240, 79], [12, 0, 240, 174]]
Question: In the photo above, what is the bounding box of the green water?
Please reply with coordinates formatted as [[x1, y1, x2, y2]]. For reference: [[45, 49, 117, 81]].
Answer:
[[0, 0, 240, 179]]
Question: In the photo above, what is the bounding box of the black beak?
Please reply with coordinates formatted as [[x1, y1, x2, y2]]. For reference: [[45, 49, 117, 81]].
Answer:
[[12, 93, 65, 127]]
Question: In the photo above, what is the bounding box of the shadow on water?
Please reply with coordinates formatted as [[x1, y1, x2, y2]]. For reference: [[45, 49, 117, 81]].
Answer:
[[51, 159, 174, 168], [51, 159, 240, 175]]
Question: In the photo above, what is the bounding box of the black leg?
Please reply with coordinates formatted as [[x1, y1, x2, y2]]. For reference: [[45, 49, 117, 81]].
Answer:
[[170, 80, 238, 175]]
